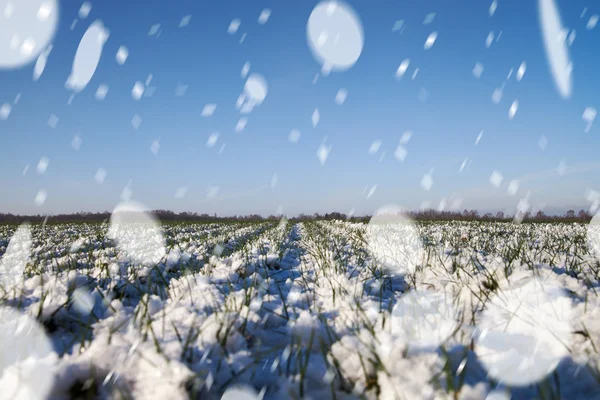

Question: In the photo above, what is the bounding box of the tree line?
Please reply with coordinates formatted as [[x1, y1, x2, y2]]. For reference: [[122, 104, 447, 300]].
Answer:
[[0, 208, 594, 225]]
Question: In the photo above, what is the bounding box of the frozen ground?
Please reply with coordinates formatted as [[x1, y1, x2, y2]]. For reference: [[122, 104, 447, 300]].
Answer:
[[2, 218, 600, 399]]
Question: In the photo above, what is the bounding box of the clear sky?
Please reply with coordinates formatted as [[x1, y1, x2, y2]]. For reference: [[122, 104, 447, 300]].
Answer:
[[1, 0, 599, 217]]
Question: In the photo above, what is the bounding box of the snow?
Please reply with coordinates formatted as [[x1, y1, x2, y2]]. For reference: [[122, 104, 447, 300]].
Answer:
[[201, 104, 217, 117], [34, 189, 47, 206], [509, 100, 518, 120], [288, 129, 301, 144], [366, 185, 377, 199], [587, 15, 599, 30], [472, 63, 484, 79], [66, 20, 109, 93], [78, 2, 91, 19], [108, 201, 166, 265], [258, 9, 271, 25], [228, 19, 241, 34], [241, 62, 251, 78], [421, 172, 433, 191], [131, 114, 142, 130], [583, 107, 597, 133], [116, 46, 128, 65], [131, 81, 145, 100], [475, 274, 573, 386], [95, 84, 108, 101], [486, 31, 495, 48], [148, 24, 161, 36], [396, 59, 410, 78], [307, 1, 364, 72], [491, 88, 503, 104], [206, 132, 219, 148], [538, 0, 572, 98], [175, 83, 188, 96], [507, 179, 519, 196], [516, 61, 526, 81], [179, 15, 191, 28], [36, 156, 49, 174], [392, 20, 404, 32], [423, 13, 436, 25], [33, 45, 52, 81], [475, 130, 484, 145], [394, 145, 407, 162], [243, 74, 268, 105], [489, 0, 498, 16], [0, 103, 12, 120], [312, 108, 320, 127], [424, 32, 437, 49], [94, 168, 107, 184], [335, 88, 348, 105], [174, 187, 187, 199], [539, 135, 548, 150], [317, 143, 331, 165], [2, 218, 600, 399], [489, 171, 503, 188], [0, 0, 58, 69], [150, 140, 160, 155]]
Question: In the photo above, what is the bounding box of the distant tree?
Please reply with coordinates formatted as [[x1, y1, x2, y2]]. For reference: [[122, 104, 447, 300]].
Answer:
[[535, 211, 546, 220], [495, 211, 504, 220], [483, 213, 493, 219], [578, 209, 590, 220], [566, 209, 576, 219]]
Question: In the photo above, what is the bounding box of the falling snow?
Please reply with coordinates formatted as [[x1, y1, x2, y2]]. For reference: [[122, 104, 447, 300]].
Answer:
[[258, 9, 271, 25], [94, 168, 107, 184], [472, 63, 484, 79], [421, 173, 433, 191], [228, 19, 241, 34], [317, 143, 331, 165], [288, 129, 301, 144], [78, 2, 91, 19], [424, 32, 437, 49], [335, 89, 348, 105], [206, 132, 219, 148], [509, 100, 519, 120], [490, 171, 503, 188], [587, 15, 599, 30], [0, 103, 12, 120], [116, 46, 128, 65], [396, 59, 410, 78], [201, 104, 217, 117], [150, 140, 160, 155], [312, 108, 320, 127], [179, 15, 191, 28], [516, 62, 527, 81]]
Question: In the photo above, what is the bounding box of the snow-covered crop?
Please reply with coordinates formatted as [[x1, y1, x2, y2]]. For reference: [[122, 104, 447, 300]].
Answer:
[[2, 220, 600, 399]]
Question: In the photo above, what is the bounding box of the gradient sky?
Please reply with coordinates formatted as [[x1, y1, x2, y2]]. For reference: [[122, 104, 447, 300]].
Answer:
[[1, 0, 599, 217]]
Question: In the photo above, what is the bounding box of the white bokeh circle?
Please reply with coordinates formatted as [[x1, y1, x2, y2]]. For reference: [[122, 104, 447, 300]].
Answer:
[[243, 74, 268, 104], [108, 200, 166, 266], [66, 20, 110, 92], [587, 211, 600, 261], [391, 289, 459, 351], [538, 0, 572, 99], [365, 204, 424, 275], [0, 306, 57, 400], [0, 223, 32, 291], [307, 1, 364, 72], [0, 0, 59, 69], [475, 274, 572, 387]]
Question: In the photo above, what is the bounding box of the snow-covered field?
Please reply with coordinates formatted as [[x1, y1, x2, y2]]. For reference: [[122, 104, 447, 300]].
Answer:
[[2, 218, 600, 400]]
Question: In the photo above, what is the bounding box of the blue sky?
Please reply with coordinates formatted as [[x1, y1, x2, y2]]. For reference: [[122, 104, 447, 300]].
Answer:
[[0, 0, 599, 216]]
